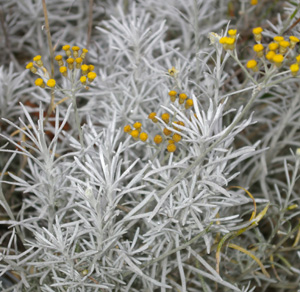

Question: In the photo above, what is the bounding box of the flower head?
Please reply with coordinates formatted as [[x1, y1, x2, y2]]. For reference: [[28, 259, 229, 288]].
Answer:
[[87, 72, 97, 82], [289, 36, 299, 49], [161, 113, 170, 123], [253, 44, 264, 57], [33, 55, 43, 66], [167, 143, 176, 152], [139, 132, 148, 142], [279, 40, 290, 54], [272, 54, 284, 67], [59, 66, 67, 77], [124, 125, 131, 133], [246, 59, 258, 72], [252, 27, 263, 42], [35, 78, 45, 88], [154, 135, 163, 144], [46, 79, 56, 88], [290, 63, 299, 77], [169, 90, 177, 102], [80, 76, 87, 84], [26, 62, 37, 73], [268, 42, 279, 51], [62, 45, 72, 57]]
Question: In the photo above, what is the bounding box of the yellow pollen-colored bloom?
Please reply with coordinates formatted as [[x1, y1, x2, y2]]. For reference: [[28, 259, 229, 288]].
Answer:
[[139, 132, 148, 142], [72, 46, 80, 58], [81, 48, 88, 59], [219, 37, 227, 44], [252, 27, 263, 35], [130, 130, 139, 139], [46, 79, 56, 88], [62, 45, 72, 57], [279, 40, 290, 54], [80, 76, 87, 84], [66, 58, 74, 69], [289, 36, 299, 49], [33, 55, 41, 62], [169, 90, 177, 102], [268, 42, 279, 51], [75, 57, 83, 69], [35, 78, 45, 88], [272, 54, 284, 67], [228, 29, 237, 37], [252, 26, 263, 42], [253, 44, 264, 57], [172, 133, 182, 142], [88, 65, 95, 72], [251, 0, 258, 5], [290, 63, 299, 76], [55, 55, 62, 61], [273, 36, 284, 43], [26, 62, 37, 73], [179, 93, 188, 104], [226, 37, 235, 50], [154, 135, 163, 144], [87, 72, 97, 82], [163, 128, 172, 136], [167, 143, 176, 152], [55, 55, 64, 66], [81, 64, 89, 75], [296, 55, 300, 64], [185, 99, 193, 109], [124, 125, 131, 133], [133, 122, 142, 129], [148, 112, 158, 122], [228, 29, 237, 43], [33, 55, 43, 66], [265, 51, 275, 61], [246, 59, 258, 72], [161, 113, 170, 123], [59, 66, 67, 77], [219, 37, 229, 50], [26, 62, 33, 69]]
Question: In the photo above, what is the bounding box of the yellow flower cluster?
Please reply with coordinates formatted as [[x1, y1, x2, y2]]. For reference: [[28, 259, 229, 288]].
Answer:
[[219, 29, 237, 51], [123, 67, 194, 153], [123, 122, 148, 142], [168, 90, 193, 109], [26, 45, 97, 89], [147, 111, 185, 152], [246, 27, 300, 76]]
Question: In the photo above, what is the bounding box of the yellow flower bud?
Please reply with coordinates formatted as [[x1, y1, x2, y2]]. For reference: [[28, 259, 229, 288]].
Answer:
[[124, 125, 131, 133], [290, 63, 299, 77], [62, 45, 72, 57], [35, 78, 45, 88], [253, 44, 264, 58], [154, 135, 163, 144], [66, 58, 74, 70], [80, 76, 87, 84], [46, 79, 56, 88], [87, 71, 97, 82], [59, 66, 68, 77], [246, 59, 258, 72], [139, 132, 148, 142], [167, 143, 176, 152]]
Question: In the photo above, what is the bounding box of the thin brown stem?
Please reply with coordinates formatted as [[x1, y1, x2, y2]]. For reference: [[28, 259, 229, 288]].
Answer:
[[86, 0, 94, 50]]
